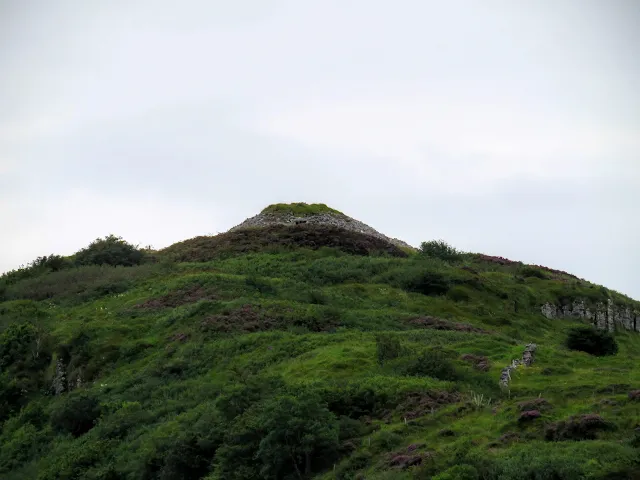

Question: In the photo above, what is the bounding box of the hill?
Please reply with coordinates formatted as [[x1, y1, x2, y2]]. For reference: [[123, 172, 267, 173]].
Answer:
[[1, 203, 639, 479]]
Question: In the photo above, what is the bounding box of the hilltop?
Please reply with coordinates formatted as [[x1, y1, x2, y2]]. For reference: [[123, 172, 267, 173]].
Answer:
[[1, 203, 639, 480]]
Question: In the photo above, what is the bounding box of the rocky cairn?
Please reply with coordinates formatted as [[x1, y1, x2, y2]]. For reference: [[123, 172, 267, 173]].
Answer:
[[228, 203, 415, 251]]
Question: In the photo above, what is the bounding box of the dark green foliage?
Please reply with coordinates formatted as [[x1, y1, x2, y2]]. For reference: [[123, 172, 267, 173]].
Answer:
[[75, 234, 145, 267], [401, 347, 459, 381], [1, 264, 160, 303], [566, 326, 619, 356], [335, 451, 371, 480], [518, 265, 547, 279], [419, 240, 463, 262], [398, 268, 451, 296], [447, 285, 472, 302], [0, 322, 50, 419], [49, 393, 101, 437], [376, 334, 403, 366], [215, 392, 339, 479]]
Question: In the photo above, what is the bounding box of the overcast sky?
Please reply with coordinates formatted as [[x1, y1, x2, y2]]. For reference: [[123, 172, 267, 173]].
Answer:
[[1, 0, 639, 299]]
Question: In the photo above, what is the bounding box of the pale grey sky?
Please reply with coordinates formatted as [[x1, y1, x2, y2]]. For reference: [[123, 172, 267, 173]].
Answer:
[[1, 0, 639, 299]]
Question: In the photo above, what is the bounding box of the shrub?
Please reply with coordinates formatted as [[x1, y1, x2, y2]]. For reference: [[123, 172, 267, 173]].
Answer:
[[447, 285, 471, 302], [433, 464, 479, 480], [419, 240, 463, 262], [376, 334, 403, 366], [49, 393, 101, 437], [215, 392, 339, 479], [74, 234, 145, 267], [566, 326, 618, 356], [335, 451, 371, 480], [401, 348, 459, 381], [518, 266, 547, 279], [372, 430, 402, 452], [400, 269, 450, 296]]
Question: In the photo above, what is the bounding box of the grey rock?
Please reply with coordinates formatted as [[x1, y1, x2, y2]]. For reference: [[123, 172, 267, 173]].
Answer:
[[541, 303, 556, 319], [499, 343, 537, 388], [228, 211, 415, 250], [540, 298, 640, 334], [52, 358, 66, 395]]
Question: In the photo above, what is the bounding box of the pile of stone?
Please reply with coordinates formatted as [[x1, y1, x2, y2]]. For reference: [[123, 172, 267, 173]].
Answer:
[[227, 211, 415, 250], [499, 343, 537, 389]]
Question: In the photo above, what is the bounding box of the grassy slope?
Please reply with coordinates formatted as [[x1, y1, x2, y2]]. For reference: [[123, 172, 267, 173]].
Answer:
[[1, 244, 640, 479]]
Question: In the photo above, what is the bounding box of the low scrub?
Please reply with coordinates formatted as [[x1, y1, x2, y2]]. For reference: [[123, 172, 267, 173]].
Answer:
[[566, 326, 618, 356]]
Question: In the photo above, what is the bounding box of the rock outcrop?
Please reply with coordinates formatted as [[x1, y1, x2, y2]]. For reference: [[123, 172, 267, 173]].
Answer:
[[52, 358, 66, 395], [228, 211, 415, 251], [499, 343, 537, 389], [541, 299, 639, 333]]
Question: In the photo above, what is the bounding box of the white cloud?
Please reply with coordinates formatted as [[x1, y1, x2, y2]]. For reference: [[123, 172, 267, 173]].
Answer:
[[253, 94, 639, 193]]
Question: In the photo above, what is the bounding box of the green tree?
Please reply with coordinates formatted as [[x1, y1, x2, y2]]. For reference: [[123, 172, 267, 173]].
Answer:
[[74, 234, 145, 267], [255, 393, 339, 479], [566, 326, 618, 356], [419, 240, 462, 262]]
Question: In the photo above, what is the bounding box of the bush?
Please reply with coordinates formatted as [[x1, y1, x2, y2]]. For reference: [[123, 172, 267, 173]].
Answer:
[[419, 240, 463, 262], [49, 393, 101, 437], [447, 285, 471, 302], [335, 451, 371, 480], [401, 269, 451, 296], [433, 464, 479, 480], [401, 347, 459, 381], [75, 234, 145, 267], [376, 334, 403, 366], [215, 392, 339, 479], [518, 266, 547, 279], [566, 326, 618, 356]]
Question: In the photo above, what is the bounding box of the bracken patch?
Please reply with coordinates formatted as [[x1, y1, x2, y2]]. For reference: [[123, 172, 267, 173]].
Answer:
[[408, 316, 489, 334], [200, 305, 281, 333], [393, 391, 460, 420], [545, 414, 614, 441], [136, 285, 217, 309]]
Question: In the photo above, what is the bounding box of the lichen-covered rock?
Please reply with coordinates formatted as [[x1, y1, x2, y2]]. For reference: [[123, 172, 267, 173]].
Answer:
[[541, 303, 556, 319], [541, 299, 639, 334]]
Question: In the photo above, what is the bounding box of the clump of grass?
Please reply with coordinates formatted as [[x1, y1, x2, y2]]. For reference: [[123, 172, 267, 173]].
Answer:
[[261, 202, 344, 216]]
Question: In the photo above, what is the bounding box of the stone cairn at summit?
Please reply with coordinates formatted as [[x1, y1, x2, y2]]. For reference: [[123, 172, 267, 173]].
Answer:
[[227, 204, 415, 251]]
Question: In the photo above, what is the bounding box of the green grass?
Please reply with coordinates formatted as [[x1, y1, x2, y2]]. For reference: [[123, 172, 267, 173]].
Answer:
[[1, 238, 640, 479], [261, 202, 344, 216]]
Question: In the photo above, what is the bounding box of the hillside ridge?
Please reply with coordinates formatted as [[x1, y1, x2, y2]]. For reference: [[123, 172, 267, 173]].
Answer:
[[1, 202, 640, 479]]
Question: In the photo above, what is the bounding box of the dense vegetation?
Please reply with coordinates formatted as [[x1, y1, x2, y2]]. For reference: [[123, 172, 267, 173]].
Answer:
[[1, 220, 639, 479]]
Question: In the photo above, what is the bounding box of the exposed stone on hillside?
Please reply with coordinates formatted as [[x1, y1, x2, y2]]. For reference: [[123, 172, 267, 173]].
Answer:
[[499, 343, 536, 389], [52, 358, 66, 395], [541, 299, 639, 333], [228, 209, 415, 251]]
